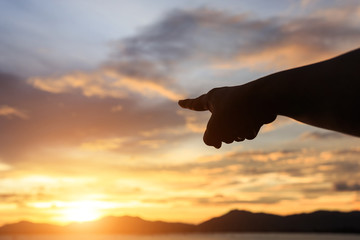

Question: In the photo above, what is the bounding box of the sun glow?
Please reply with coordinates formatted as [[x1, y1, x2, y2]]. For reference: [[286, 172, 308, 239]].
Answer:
[[61, 201, 101, 223]]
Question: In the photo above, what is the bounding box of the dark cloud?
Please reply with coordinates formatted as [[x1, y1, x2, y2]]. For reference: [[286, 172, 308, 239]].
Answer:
[[332, 148, 360, 156], [300, 131, 346, 140], [142, 194, 293, 206], [121, 149, 304, 176], [334, 182, 360, 191], [331, 161, 360, 173], [195, 195, 295, 205], [107, 6, 360, 81], [278, 182, 333, 199], [109, 148, 304, 179], [121, 146, 360, 197]]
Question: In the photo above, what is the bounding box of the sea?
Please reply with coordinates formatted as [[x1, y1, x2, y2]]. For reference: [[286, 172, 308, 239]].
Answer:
[[0, 233, 359, 240]]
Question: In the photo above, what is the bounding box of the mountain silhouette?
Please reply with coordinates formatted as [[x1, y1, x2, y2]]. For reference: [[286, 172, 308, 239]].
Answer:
[[197, 209, 360, 233], [1, 209, 360, 234], [0, 221, 63, 234], [65, 216, 195, 234]]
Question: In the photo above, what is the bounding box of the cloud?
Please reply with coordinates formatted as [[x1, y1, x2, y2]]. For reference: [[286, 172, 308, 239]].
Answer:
[[0, 193, 45, 205], [28, 70, 184, 101], [300, 131, 346, 140], [0, 72, 186, 160], [332, 147, 360, 156], [0, 161, 11, 171], [17, 6, 360, 162], [143, 194, 293, 206], [194, 195, 295, 205], [27, 5, 360, 102], [334, 182, 360, 192], [0, 183, 55, 207], [116, 149, 302, 177], [111, 104, 123, 113], [80, 138, 126, 151], [0, 105, 28, 119], [138, 139, 166, 149], [132, 146, 360, 195], [111, 6, 360, 71]]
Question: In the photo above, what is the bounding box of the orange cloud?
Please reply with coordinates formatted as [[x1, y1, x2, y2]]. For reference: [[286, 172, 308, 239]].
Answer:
[[212, 44, 341, 72], [0, 105, 28, 119], [105, 70, 184, 101], [80, 138, 126, 151], [28, 71, 128, 98], [28, 70, 184, 101], [139, 139, 165, 149], [110, 104, 123, 112]]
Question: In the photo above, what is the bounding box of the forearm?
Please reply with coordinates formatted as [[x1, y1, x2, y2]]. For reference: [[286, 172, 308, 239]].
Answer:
[[248, 48, 360, 136]]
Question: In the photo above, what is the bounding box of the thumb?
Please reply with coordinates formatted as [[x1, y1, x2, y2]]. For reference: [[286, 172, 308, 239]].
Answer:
[[178, 94, 209, 111]]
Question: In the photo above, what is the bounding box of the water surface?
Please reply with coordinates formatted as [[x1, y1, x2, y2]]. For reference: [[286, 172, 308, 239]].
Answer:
[[1, 233, 360, 240]]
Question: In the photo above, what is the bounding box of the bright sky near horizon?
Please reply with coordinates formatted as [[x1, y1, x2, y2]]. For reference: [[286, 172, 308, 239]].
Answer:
[[0, 0, 360, 226]]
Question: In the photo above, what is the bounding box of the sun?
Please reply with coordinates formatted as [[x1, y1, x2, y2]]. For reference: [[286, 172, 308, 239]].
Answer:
[[62, 201, 101, 223]]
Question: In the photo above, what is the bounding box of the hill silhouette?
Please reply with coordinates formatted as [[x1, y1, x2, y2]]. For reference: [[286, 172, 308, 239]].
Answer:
[[1, 209, 360, 234], [65, 216, 194, 234], [197, 209, 360, 233]]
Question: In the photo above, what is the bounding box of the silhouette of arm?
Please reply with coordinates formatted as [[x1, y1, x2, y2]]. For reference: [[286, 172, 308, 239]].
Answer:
[[179, 48, 360, 148]]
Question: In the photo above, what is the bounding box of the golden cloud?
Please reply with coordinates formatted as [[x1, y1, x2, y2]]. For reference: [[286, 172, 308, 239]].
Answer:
[[28, 70, 184, 101], [80, 138, 126, 151], [0, 105, 28, 119]]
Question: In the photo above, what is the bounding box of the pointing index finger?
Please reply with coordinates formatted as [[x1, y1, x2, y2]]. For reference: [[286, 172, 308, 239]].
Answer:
[[178, 94, 209, 111]]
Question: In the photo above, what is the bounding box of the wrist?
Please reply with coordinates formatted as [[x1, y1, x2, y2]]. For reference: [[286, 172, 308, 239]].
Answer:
[[244, 77, 279, 124]]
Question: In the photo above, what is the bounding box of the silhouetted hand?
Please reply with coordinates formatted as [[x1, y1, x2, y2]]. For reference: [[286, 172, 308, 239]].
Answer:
[[179, 49, 360, 148], [178, 86, 276, 148]]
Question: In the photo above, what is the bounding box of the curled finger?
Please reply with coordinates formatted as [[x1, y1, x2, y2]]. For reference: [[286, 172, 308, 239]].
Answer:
[[203, 114, 222, 149]]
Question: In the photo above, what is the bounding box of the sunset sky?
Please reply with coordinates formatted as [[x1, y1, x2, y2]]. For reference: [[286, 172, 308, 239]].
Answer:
[[1, 0, 360, 226]]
